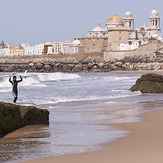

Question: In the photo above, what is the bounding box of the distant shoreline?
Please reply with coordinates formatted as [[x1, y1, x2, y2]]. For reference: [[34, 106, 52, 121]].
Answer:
[[1, 49, 163, 73]]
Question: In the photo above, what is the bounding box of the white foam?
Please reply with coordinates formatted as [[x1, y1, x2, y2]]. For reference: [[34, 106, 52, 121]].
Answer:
[[20, 98, 58, 106], [55, 91, 142, 103], [102, 76, 138, 81], [20, 77, 46, 87], [0, 78, 12, 88], [35, 72, 81, 82], [0, 76, 46, 88], [18, 91, 141, 106], [0, 88, 11, 92]]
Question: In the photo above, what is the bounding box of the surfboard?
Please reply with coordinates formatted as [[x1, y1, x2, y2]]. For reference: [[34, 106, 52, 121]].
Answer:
[[0, 70, 28, 78]]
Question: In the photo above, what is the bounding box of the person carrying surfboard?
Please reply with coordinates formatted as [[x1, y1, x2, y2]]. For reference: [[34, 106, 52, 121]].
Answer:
[[9, 75, 23, 103]]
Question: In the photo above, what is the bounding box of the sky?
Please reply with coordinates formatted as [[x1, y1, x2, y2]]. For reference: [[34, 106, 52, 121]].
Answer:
[[0, 0, 163, 45]]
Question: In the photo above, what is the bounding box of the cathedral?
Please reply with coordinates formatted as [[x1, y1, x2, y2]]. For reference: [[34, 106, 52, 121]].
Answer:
[[76, 9, 161, 53]]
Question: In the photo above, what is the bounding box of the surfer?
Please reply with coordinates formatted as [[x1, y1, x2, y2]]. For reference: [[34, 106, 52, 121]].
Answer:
[[9, 75, 23, 103]]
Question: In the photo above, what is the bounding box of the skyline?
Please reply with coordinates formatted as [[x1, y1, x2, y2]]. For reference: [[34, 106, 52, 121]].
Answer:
[[0, 0, 162, 45]]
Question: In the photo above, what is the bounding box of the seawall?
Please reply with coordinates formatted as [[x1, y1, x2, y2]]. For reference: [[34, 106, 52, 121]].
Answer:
[[1, 42, 163, 72]]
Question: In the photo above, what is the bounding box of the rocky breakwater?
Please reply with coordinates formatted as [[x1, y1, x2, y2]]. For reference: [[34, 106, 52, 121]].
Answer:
[[0, 54, 159, 72], [130, 73, 163, 93], [0, 102, 49, 137], [2, 46, 163, 72]]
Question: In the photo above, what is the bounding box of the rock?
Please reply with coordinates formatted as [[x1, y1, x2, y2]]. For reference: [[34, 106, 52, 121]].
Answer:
[[130, 73, 163, 93], [0, 103, 24, 137], [123, 62, 133, 70], [20, 106, 49, 125], [36, 63, 44, 70], [72, 64, 83, 72], [110, 64, 117, 70], [114, 62, 122, 67], [0, 102, 49, 137], [29, 62, 34, 67], [51, 63, 59, 71], [61, 64, 74, 72], [43, 64, 52, 72], [98, 62, 104, 68], [83, 57, 94, 63], [92, 64, 99, 69]]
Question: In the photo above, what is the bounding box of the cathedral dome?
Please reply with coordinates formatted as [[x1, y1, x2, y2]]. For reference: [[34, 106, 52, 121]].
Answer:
[[73, 40, 80, 45], [149, 9, 160, 18], [123, 10, 134, 19], [151, 9, 158, 15], [106, 15, 124, 27], [107, 15, 123, 23], [92, 21, 107, 32]]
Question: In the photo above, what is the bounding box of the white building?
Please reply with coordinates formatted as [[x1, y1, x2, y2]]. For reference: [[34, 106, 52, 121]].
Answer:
[[52, 42, 63, 54], [34, 44, 44, 55], [63, 41, 73, 54], [47, 46, 53, 54], [70, 40, 81, 54], [119, 42, 139, 51], [24, 45, 35, 56]]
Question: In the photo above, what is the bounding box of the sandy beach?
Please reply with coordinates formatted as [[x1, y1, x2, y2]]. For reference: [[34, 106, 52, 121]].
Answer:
[[22, 109, 163, 163]]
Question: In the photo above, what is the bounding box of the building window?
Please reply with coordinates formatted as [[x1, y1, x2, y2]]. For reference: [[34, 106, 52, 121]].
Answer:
[[156, 20, 158, 26], [129, 21, 131, 27], [119, 37, 121, 40], [153, 21, 154, 26], [93, 44, 95, 47], [119, 31, 121, 33]]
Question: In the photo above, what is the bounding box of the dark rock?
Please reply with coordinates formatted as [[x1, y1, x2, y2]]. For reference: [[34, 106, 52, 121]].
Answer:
[[72, 64, 83, 72], [114, 62, 122, 67], [61, 64, 74, 72], [43, 64, 52, 72], [130, 73, 163, 93], [92, 64, 99, 69], [51, 63, 59, 71], [20, 106, 49, 125], [36, 63, 44, 70], [0, 102, 49, 137], [0, 103, 24, 137]]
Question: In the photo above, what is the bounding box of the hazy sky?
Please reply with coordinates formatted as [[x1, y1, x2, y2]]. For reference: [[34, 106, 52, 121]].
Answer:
[[0, 0, 162, 45]]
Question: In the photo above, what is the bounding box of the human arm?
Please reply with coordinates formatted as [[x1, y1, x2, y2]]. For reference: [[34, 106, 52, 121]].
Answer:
[[9, 76, 13, 84], [18, 76, 23, 82]]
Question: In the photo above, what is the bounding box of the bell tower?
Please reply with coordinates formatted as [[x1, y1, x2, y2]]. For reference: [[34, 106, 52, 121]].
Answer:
[[148, 9, 161, 37], [123, 10, 134, 30]]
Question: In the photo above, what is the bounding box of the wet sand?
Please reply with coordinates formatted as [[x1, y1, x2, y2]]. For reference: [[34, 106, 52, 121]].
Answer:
[[23, 109, 163, 163], [109, 70, 163, 74]]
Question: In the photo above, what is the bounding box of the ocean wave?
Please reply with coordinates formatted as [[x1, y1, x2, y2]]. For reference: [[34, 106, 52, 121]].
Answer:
[[18, 90, 141, 106], [0, 77, 46, 88], [0, 72, 81, 88], [35, 72, 81, 82], [54, 91, 142, 103], [102, 76, 138, 81]]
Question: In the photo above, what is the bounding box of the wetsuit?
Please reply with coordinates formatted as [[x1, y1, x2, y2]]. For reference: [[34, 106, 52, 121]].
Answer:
[[9, 76, 23, 103]]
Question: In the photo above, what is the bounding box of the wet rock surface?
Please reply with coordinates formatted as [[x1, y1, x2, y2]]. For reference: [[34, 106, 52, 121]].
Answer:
[[130, 73, 163, 93], [0, 102, 49, 137]]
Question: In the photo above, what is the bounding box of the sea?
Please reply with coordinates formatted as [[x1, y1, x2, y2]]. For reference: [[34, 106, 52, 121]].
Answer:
[[0, 72, 163, 163]]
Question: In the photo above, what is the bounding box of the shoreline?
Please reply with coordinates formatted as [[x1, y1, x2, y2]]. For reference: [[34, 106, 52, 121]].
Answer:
[[23, 109, 163, 163], [108, 70, 163, 74]]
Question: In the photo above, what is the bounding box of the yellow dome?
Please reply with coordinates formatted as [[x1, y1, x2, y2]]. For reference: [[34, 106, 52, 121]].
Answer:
[[107, 15, 123, 23]]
